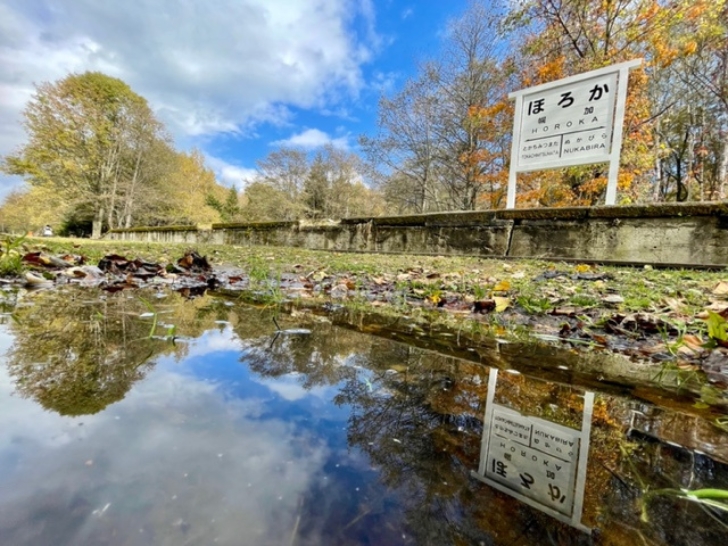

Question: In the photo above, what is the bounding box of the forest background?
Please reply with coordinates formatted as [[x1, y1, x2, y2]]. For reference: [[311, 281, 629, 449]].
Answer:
[[1, 0, 726, 236]]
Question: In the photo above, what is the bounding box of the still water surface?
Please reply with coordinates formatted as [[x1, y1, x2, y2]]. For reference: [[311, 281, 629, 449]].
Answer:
[[0, 287, 726, 545]]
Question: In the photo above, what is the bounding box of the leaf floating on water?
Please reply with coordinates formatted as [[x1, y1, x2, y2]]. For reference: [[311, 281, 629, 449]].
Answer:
[[92, 503, 111, 516], [23, 271, 52, 287]]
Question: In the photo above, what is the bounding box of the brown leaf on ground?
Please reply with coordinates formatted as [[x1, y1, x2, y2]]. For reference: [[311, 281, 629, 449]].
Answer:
[[472, 300, 496, 313], [22, 252, 71, 269], [616, 313, 677, 334], [177, 250, 211, 272], [682, 334, 704, 351], [697, 301, 728, 319], [712, 281, 728, 296], [662, 297, 685, 312]]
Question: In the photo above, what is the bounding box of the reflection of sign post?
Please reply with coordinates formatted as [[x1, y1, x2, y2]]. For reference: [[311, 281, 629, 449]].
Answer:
[[472, 369, 594, 532], [507, 59, 642, 208]]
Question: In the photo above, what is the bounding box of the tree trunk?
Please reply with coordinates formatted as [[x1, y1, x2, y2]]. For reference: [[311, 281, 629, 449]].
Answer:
[[719, 133, 728, 200], [122, 148, 143, 228], [92, 208, 104, 239], [653, 121, 663, 202]]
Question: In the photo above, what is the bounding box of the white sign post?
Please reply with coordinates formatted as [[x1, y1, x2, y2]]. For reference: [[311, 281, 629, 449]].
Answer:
[[472, 368, 595, 532], [506, 59, 643, 208]]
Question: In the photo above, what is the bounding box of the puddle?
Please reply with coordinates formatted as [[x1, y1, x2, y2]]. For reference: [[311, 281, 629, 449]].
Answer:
[[0, 286, 726, 545]]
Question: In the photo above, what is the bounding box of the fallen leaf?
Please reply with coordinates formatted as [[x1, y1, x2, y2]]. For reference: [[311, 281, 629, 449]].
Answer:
[[697, 300, 728, 319], [493, 280, 511, 291], [677, 345, 697, 357], [602, 295, 624, 305], [473, 300, 496, 313], [551, 307, 578, 316], [494, 296, 510, 312], [662, 297, 685, 312], [575, 264, 591, 273], [712, 281, 728, 296], [682, 334, 704, 351], [24, 271, 52, 286]]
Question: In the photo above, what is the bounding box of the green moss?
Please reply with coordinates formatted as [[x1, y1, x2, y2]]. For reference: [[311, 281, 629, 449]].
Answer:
[[212, 221, 296, 230], [588, 202, 728, 218], [496, 206, 590, 221]]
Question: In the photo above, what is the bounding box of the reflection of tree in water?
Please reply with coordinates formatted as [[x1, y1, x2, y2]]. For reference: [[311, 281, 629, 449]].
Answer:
[[230, 309, 363, 389], [334, 341, 505, 544], [6, 288, 193, 416], [233, 313, 546, 542]]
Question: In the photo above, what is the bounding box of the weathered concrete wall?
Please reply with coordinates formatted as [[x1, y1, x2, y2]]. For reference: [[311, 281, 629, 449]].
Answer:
[[105, 203, 728, 267]]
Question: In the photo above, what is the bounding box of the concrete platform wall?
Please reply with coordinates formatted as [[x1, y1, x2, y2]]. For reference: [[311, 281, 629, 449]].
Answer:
[[106, 203, 728, 267]]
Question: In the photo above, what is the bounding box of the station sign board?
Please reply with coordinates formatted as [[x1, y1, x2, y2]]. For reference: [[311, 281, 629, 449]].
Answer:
[[507, 59, 643, 208]]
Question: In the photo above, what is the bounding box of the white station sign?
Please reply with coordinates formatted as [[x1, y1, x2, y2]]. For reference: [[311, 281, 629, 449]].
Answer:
[[506, 59, 643, 208], [517, 72, 617, 171]]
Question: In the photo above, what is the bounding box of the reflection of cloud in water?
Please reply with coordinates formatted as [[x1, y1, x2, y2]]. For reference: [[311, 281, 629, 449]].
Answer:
[[0, 356, 330, 546], [183, 326, 243, 358], [0, 332, 96, 455], [257, 372, 336, 402]]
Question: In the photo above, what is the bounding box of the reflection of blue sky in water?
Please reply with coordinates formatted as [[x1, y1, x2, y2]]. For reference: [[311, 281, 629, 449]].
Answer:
[[0, 325, 388, 546]]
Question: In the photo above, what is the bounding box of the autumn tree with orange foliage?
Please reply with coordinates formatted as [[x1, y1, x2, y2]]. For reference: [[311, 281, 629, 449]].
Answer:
[[504, 0, 725, 206]]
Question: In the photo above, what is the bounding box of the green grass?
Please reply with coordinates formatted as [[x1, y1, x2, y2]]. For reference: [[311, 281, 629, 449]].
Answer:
[[0, 234, 27, 276]]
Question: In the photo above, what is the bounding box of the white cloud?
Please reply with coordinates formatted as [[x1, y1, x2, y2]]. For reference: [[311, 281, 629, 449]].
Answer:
[[272, 128, 350, 150], [0, 0, 380, 196], [205, 155, 259, 188]]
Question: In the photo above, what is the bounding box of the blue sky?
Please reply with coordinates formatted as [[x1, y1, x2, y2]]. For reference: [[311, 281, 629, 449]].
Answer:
[[0, 0, 474, 198]]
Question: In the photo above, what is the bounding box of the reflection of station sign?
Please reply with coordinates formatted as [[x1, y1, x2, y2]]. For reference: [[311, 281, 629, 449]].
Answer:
[[506, 59, 642, 208], [472, 369, 594, 532]]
